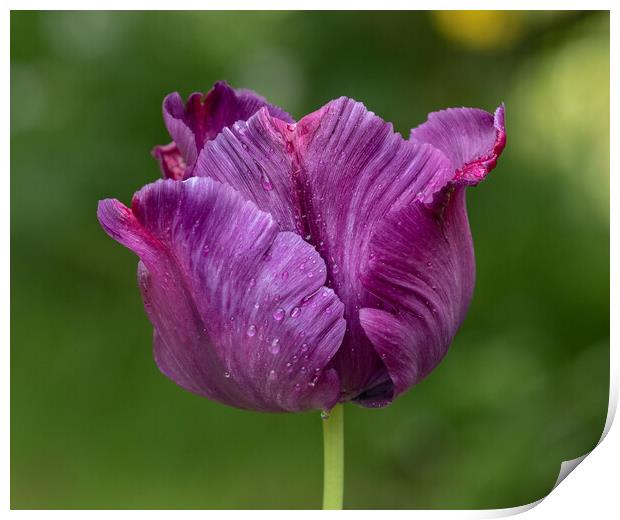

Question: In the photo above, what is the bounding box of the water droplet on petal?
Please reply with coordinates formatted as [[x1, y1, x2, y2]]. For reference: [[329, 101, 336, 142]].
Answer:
[[290, 306, 301, 318], [246, 324, 257, 337], [269, 369, 276, 380], [269, 338, 281, 354], [281, 270, 289, 280], [223, 371, 231, 379], [261, 172, 273, 191], [273, 308, 285, 321]]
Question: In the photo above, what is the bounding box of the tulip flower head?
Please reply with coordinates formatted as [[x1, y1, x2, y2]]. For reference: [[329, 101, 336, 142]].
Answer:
[[98, 81, 506, 413]]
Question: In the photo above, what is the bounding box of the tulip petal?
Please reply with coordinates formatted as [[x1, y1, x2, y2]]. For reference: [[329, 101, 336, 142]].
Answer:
[[354, 105, 507, 402], [151, 142, 186, 180], [410, 104, 506, 185], [193, 97, 454, 404], [97, 177, 345, 412], [359, 187, 475, 399], [153, 81, 293, 179]]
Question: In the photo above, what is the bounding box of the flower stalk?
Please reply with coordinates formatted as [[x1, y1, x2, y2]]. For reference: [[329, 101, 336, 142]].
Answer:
[[322, 404, 344, 510]]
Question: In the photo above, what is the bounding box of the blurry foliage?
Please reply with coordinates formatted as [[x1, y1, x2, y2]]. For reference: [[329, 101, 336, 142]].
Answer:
[[11, 11, 609, 509]]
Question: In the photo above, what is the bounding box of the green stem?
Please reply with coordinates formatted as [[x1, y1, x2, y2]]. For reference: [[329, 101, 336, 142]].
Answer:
[[322, 403, 344, 510]]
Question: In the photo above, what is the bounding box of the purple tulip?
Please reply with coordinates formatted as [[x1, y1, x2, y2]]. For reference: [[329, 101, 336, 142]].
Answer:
[[98, 82, 506, 413]]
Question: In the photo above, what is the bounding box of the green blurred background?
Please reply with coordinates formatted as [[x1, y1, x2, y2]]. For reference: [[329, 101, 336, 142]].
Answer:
[[11, 10, 609, 509]]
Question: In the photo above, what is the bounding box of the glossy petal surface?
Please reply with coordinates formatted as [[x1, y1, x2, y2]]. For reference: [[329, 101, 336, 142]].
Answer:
[[193, 97, 453, 403], [359, 187, 474, 399], [97, 177, 345, 412], [356, 104, 507, 400]]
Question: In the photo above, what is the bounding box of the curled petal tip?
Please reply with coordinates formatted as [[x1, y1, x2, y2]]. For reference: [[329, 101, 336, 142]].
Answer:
[[161, 91, 185, 117], [97, 197, 162, 269], [410, 103, 507, 187], [97, 198, 131, 238], [493, 102, 507, 153], [453, 103, 506, 186]]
